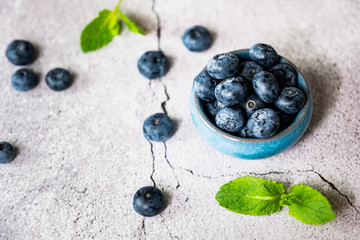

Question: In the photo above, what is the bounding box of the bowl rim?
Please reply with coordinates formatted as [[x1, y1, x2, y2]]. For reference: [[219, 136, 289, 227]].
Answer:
[[193, 48, 312, 143]]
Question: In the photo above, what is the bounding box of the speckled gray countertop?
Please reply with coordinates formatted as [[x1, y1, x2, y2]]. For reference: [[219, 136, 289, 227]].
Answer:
[[0, 0, 359, 239]]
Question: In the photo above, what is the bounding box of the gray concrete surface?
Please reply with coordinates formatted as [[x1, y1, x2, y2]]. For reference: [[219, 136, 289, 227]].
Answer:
[[0, 0, 359, 239]]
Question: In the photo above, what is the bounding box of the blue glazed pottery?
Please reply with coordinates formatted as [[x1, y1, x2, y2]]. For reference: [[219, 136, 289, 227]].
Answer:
[[190, 49, 313, 159]]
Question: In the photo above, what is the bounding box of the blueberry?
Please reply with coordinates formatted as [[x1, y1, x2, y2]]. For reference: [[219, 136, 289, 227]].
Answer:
[[249, 43, 278, 68], [204, 101, 218, 119], [137, 51, 169, 79], [239, 126, 251, 138], [215, 76, 249, 106], [274, 87, 305, 114], [252, 71, 280, 103], [207, 53, 239, 80], [215, 107, 245, 132], [193, 70, 217, 101], [269, 64, 297, 88], [239, 92, 268, 118], [246, 108, 280, 138], [133, 186, 165, 217], [182, 25, 212, 52], [216, 101, 226, 109], [45, 68, 72, 91], [143, 113, 174, 142], [238, 61, 264, 80], [204, 100, 226, 119], [278, 112, 295, 131], [11, 68, 38, 92], [0, 142, 14, 164], [6, 40, 36, 66]]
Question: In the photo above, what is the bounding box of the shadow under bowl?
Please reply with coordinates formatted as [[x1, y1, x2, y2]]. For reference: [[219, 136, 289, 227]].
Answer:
[[190, 49, 313, 159]]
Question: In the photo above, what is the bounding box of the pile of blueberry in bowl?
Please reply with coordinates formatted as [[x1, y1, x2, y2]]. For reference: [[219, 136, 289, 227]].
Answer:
[[190, 43, 313, 159]]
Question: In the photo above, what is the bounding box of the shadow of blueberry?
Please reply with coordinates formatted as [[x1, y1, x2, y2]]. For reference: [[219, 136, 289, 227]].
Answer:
[[12, 146, 19, 160], [301, 59, 341, 138], [159, 187, 170, 212], [171, 118, 181, 135], [31, 41, 41, 62], [208, 29, 216, 47], [69, 70, 77, 86]]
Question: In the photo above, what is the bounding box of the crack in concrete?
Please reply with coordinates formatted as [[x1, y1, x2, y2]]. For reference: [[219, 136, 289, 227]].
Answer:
[[161, 82, 170, 115], [148, 141, 156, 187], [160, 215, 179, 240], [177, 168, 291, 180], [179, 166, 359, 214], [163, 142, 180, 189], [249, 171, 291, 176], [179, 167, 212, 179], [299, 168, 360, 214], [148, 81, 156, 98], [141, 218, 146, 237], [74, 187, 88, 194], [73, 216, 80, 224], [151, 0, 161, 50]]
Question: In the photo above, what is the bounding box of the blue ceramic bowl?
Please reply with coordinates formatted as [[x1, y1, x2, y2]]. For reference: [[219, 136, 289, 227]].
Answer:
[[190, 49, 313, 159]]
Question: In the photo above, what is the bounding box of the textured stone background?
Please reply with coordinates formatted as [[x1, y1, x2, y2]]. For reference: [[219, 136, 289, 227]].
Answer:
[[0, 0, 359, 239]]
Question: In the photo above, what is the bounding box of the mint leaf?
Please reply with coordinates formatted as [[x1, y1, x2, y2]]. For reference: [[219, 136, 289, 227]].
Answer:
[[215, 176, 285, 216], [117, 10, 145, 35], [80, 9, 121, 53], [281, 184, 336, 225]]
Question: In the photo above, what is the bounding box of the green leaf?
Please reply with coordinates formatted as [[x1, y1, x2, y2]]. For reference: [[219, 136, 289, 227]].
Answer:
[[281, 184, 336, 225], [80, 9, 121, 53], [117, 10, 145, 35], [215, 176, 285, 216]]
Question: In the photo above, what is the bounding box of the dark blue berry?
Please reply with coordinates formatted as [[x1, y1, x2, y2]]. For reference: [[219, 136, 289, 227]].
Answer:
[[137, 51, 169, 79], [207, 53, 239, 80], [239, 126, 251, 138], [238, 61, 264, 80], [6, 40, 36, 66], [252, 71, 280, 103], [11, 68, 38, 92], [239, 92, 268, 118], [204, 100, 226, 119], [246, 108, 280, 138], [215, 107, 245, 132], [217, 101, 226, 109], [182, 25, 212, 52], [143, 113, 174, 142], [215, 76, 249, 106], [0, 142, 14, 164], [133, 186, 165, 217], [249, 43, 278, 68], [204, 101, 218, 119], [193, 70, 217, 101], [269, 64, 297, 88], [274, 87, 305, 114], [278, 112, 295, 131], [45, 68, 72, 91]]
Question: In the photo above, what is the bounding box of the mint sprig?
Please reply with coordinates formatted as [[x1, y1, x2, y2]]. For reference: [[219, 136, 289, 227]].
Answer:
[[80, 0, 145, 53], [216, 177, 336, 225], [280, 184, 337, 225], [215, 177, 284, 216]]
